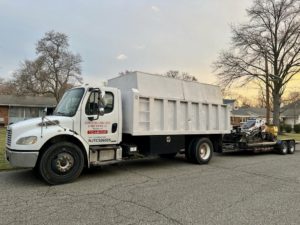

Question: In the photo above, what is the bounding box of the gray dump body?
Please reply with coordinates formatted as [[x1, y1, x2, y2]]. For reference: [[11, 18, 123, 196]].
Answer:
[[108, 72, 231, 136]]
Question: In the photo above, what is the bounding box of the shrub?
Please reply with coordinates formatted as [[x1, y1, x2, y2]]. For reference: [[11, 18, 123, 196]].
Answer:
[[279, 124, 285, 132], [294, 124, 300, 133], [285, 124, 292, 133]]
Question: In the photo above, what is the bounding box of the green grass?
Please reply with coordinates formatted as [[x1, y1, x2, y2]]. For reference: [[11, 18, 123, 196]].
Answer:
[[278, 132, 300, 141], [0, 128, 12, 170]]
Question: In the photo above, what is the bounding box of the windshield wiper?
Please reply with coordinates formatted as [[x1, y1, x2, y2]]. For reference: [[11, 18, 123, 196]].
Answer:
[[54, 112, 68, 116]]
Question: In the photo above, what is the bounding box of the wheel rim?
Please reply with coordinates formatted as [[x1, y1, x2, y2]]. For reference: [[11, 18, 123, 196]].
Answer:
[[52, 152, 75, 174], [199, 143, 211, 160], [282, 143, 288, 153], [290, 143, 295, 152]]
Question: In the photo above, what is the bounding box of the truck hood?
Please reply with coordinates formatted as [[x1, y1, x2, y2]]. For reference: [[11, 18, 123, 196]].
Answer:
[[8, 116, 74, 140], [6, 116, 75, 150]]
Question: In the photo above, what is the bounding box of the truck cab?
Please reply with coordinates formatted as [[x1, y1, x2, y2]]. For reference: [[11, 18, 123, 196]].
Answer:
[[6, 85, 123, 184]]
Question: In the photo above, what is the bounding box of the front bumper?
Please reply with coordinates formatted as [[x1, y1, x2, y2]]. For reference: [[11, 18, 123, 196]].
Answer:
[[6, 148, 39, 168]]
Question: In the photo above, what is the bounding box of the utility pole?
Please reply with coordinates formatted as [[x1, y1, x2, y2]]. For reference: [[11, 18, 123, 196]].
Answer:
[[294, 102, 296, 127], [265, 53, 270, 124]]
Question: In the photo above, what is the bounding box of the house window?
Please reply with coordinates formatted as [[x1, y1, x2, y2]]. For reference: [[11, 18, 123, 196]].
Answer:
[[24, 108, 40, 118], [10, 107, 43, 119], [9, 107, 23, 117]]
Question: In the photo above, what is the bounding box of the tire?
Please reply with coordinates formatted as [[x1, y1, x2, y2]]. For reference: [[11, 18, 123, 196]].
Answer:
[[159, 153, 177, 159], [186, 138, 196, 162], [38, 142, 84, 185], [288, 141, 295, 154], [32, 165, 42, 179], [278, 141, 288, 155], [190, 138, 213, 164]]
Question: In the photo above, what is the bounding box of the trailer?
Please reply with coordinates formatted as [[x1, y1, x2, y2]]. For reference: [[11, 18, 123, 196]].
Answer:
[[222, 125, 296, 155], [5, 72, 231, 184]]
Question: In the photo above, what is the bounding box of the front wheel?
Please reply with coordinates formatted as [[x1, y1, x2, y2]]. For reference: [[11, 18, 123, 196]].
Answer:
[[38, 142, 84, 185], [190, 138, 213, 164]]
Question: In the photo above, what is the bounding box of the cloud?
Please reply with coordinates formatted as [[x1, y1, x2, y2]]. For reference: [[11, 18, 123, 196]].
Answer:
[[116, 54, 128, 60], [134, 44, 145, 50], [151, 6, 160, 12]]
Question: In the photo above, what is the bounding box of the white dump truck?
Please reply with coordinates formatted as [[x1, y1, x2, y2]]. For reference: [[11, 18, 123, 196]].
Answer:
[[6, 72, 231, 184]]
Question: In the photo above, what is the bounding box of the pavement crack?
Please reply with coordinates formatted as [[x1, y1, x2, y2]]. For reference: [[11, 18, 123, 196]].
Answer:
[[102, 192, 184, 225], [43, 186, 51, 197]]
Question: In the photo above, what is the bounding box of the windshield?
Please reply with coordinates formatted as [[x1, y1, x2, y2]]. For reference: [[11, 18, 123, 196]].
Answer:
[[242, 120, 256, 129], [53, 88, 85, 117]]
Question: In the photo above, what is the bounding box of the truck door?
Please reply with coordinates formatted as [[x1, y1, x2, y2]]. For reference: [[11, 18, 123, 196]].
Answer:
[[81, 88, 119, 145]]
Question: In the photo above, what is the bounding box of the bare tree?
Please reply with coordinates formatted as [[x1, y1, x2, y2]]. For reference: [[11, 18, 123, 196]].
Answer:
[[119, 70, 198, 81], [256, 81, 274, 108], [165, 70, 197, 81], [165, 70, 180, 79], [282, 91, 300, 105], [214, 0, 300, 127], [0, 77, 15, 95], [119, 70, 134, 76], [223, 90, 257, 107], [12, 31, 82, 102]]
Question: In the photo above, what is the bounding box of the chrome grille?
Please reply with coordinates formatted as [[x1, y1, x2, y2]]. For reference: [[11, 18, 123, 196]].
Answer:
[[6, 128, 12, 146]]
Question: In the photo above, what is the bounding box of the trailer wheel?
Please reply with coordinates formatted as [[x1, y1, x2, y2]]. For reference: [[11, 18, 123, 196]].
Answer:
[[288, 141, 295, 154], [278, 141, 288, 155], [39, 142, 84, 185], [191, 138, 213, 164]]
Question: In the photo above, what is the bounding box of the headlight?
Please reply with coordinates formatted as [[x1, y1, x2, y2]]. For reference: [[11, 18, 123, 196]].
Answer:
[[16, 136, 38, 145]]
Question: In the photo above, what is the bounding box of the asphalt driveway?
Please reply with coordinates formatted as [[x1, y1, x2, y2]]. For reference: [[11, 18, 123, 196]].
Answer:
[[0, 146, 299, 225]]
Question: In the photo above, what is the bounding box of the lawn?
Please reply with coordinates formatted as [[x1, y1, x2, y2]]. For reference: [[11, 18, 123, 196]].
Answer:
[[278, 132, 300, 141], [0, 128, 12, 170]]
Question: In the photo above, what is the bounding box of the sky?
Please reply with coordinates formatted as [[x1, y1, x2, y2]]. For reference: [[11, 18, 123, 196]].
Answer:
[[0, 0, 253, 86]]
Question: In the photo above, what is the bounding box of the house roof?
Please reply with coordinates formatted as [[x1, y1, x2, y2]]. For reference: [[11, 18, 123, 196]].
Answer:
[[0, 95, 56, 107], [281, 100, 300, 117], [232, 107, 267, 117]]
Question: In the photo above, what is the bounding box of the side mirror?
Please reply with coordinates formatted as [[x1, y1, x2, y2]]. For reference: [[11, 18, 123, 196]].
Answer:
[[99, 107, 105, 116]]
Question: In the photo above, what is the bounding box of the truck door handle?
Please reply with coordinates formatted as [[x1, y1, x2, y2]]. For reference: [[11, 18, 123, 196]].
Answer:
[[112, 123, 118, 133]]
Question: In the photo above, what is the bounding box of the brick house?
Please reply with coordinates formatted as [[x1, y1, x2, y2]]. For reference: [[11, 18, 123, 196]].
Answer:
[[223, 99, 271, 126], [0, 95, 56, 126], [230, 107, 269, 126]]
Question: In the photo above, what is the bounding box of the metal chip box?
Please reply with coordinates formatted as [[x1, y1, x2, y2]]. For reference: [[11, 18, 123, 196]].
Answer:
[[108, 72, 231, 136]]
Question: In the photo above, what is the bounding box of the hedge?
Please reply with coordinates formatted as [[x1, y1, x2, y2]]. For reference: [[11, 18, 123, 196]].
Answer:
[[285, 124, 292, 133], [294, 124, 300, 133]]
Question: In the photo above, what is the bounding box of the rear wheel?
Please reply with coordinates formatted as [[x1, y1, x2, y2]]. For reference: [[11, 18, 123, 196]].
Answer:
[[190, 138, 213, 164], [39, 142, 84, 185], [186, 138, 196, 162], [288, 141, 295, 154], [278, 141, 288, 155]]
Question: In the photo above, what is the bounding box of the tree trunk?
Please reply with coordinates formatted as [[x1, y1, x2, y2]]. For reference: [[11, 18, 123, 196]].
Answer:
[[272, 92, 281, 128]]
